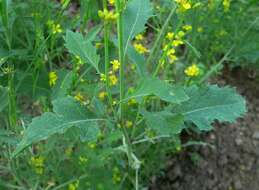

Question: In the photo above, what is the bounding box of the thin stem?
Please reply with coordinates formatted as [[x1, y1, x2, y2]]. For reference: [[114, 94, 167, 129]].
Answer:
[[103, 0, 115, 115], [135, 169, 139, 190], [115, 0, 125, 120], [146, 6, 176, 68]]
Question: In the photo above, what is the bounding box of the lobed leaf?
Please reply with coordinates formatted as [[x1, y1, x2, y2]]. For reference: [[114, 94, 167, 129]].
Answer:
[[122, 0, 152, 57], [65, 30, 100, 72], [141, 110, 184, 135], [127, 77, 189, 104], [172, 85, 247, 131], [13, 97, 102, 157]]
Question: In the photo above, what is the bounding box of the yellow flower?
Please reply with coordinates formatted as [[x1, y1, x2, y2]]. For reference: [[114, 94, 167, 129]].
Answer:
[[74, 92, 84, 103], [182, 25, 192, 31], [168, 54, 178, 64], [176, 31, 185, 39], [133, 43, 148, 54], [182, 2, 191, 10], [223, 0, 231, 12], [98, 91, 107, 100], [49, 71, 58, 87], [68, 181, 79, 190], [184, 64, 200, 77], [52, 23, 62, 34], [100, 73, 106, 82], [126, 120, 133, 128], [109, 74, 118, 86], [31, 156, 44, 168], [30, 156, 45, 175], [166, 48, 176, 56], [98, 9, 118, 22], [111, 59, 120, 72], [135, 34, 144, 41], [166, 32, 174, 40], [172, 39, 184, 47], [108, 0, 115, 5], [175, 0, 192, 11]]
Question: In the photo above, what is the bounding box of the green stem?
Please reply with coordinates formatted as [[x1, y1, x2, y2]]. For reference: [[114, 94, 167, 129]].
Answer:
[[115, 0, 135, 171], [115, 0, 125, 120], [103, 0, 115, 116], [146, 6, 176, 69], [135, 168, 139, 190]]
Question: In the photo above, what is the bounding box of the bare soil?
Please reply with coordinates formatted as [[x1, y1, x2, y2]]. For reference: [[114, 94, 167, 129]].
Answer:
[[150, 68, 259, 190]]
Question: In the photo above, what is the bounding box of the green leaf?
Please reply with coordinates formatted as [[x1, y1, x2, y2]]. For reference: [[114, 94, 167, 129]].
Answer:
[[0, 86, 8, 112], [65, 30, 100, 72], [51, 69, 73, 100], [85, 24, 102, 42], [127, 44, 148, 76], [172, 85, 247, 131], [13, 97, 102, 157], [142, 110, 184, 135], [127, 77, 189, 104], [123, 0, 152, 56]]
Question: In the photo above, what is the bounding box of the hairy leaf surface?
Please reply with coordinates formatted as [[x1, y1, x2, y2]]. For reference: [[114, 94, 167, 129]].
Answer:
[[65, 30, 100, 72], [123, 0, 152, 56], [172, 85, 246, 130], [142, 110, 184, 135], [13, 97, 101, 156], [128, 77, 189, 104]]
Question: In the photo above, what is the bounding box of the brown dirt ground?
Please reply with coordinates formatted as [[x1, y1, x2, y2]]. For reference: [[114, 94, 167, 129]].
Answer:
[[150, 68, 259, 190]]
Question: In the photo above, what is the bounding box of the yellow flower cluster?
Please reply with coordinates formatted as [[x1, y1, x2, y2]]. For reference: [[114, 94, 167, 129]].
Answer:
[[135, 34, 144, 41], [161, 30, 185, 64], [49, 71, 58, 87], [98, 91, 107, 100], [125, 120, 133, 128], [108, 0, 115, 6], [133, 43, 148, 54], [184, 64, 200, 77], [68, 180, 79, 190], [98, 9, 118, 22], [109, 74, 118, 86], [74, 92, 85, 104], [100, 59, 120, 86], [133, 33, 148, 54], [223, 0, 231, 12], [47, 20, 62, 34], [30, 156, 45, 175], [182, 24, 192, 31], [111, 59, 120, 72], [175, 0, 192, 12]]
